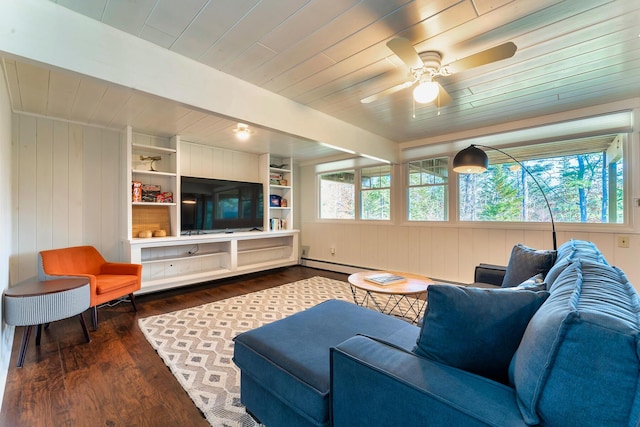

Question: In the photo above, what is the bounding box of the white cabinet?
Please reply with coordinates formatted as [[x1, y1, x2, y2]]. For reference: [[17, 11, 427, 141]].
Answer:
[[262, 154, 293, 231], [128, 231, 299, 293]]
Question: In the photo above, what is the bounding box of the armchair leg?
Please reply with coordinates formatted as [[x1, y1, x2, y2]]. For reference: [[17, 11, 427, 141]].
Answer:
[[129, 293, 138, 312], [92, 306, 98, 331]]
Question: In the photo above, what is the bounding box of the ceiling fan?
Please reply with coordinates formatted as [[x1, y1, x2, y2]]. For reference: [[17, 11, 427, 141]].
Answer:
[[360, 38, 517, 106]]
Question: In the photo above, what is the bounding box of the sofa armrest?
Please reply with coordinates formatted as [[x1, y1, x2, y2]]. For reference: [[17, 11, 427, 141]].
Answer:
[[473, 263, 506, 287], [330, 335, 525, 427]]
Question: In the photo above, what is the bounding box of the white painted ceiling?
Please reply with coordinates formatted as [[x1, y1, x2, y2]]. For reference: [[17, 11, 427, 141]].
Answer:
[[3, 0, 640, 162]]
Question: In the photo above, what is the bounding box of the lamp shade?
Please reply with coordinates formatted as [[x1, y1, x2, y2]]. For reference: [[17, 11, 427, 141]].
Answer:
[[453, 145, 488, 173]]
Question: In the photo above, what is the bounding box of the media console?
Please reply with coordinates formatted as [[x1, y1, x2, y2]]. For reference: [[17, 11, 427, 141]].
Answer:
[[127, 230, 299, 294]]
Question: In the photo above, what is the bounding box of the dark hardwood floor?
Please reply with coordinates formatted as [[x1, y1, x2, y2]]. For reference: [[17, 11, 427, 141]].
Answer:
[[0, 266, 348, 427]]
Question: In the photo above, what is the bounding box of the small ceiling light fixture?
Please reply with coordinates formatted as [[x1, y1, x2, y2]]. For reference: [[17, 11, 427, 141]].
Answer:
[[233, 123, 254, 141], [412, 78, 440, 104]]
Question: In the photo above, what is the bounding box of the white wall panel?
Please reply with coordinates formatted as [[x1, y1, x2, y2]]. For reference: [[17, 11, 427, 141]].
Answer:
[[300, 219, 640, 292], [12, 115, 122, 283], [68, 124, 84, 246], [17, 115, 37, 282], [36, 118, 54, 251], [52, 121, 70, 248], [0, 62, 14, 410], [180, 140, 261, 183]]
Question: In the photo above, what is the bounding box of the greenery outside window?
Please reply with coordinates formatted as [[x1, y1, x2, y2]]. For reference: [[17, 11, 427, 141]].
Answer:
[[407, 158, 449, 221], [458, 135, 625, 223], [361, 166, 391, 220], [319, 170, 355, 219]]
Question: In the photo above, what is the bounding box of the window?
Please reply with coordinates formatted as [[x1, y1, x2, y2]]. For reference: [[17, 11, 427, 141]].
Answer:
[[360, 166, 391, 220], [458, 135, 625, 224], [408, 158, 449, 221], [319, 171, 355, 219]]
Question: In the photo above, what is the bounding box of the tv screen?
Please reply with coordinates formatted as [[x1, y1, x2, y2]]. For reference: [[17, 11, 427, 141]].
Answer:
[[181, 176, 264, 233]]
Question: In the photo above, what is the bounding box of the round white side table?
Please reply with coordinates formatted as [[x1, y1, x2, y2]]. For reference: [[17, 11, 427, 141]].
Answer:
[[3, 278, 91, 367]]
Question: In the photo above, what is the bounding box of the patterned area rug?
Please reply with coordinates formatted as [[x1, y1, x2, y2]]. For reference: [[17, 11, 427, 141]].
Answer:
[[138, 276, 353, 427]]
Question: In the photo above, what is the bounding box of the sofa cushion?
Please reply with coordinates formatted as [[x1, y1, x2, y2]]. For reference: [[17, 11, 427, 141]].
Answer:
[[510, 259, 640, 426], [414, 284, 549, 384], [543, 239, 608, 289], [502, 244, 556, 288]]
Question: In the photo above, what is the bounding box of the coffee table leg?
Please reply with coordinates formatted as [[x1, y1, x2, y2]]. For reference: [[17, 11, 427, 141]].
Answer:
[[17, 325, 33, 368]]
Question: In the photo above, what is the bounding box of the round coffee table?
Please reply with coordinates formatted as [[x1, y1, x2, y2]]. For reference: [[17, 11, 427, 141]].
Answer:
[[348, 271, 434, 324]]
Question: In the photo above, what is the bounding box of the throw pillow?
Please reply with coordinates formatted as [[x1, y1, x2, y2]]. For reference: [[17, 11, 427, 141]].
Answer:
[[514, 273, 546, 292], [501, 244, 556, 288], [413, 284, 549, 384]]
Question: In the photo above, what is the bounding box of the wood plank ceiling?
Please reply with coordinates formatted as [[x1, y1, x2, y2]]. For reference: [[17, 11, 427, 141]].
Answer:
[[3, 0, 640, 162]]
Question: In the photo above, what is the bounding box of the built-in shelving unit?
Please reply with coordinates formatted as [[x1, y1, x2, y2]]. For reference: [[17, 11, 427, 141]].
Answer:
[[261, 154, 293, 231], [126, 129, 299, 293], [126, 127, 179, 239]]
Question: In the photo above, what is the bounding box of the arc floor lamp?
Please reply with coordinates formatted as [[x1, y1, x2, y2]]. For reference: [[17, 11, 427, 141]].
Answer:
[[452, 144, 557, 250]]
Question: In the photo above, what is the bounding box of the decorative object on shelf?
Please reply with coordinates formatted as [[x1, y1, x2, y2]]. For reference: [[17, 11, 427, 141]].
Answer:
[[453, 144, 557, 250], [270, 194, 282, 207], [279, 179, 288, 186], [153, 230, 166, 237], [138, 230, 152, 238], [142, 184, 161, 202], [132, 181, 142, 202], [154, 192, 173, 203], [139, 155, 162, 171], [281, 198, 288, 207], [269, 218, 286, 230], [233, 123, 254, 141], [270, 173, 282, 185], [269, 163, 288, 169]]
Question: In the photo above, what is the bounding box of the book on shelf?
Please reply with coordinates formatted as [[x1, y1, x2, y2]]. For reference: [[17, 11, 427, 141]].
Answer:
[[364, 273, 406, 286]]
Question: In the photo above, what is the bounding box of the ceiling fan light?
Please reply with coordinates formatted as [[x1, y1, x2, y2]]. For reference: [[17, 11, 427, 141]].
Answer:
[[413, 81, 439, 103]]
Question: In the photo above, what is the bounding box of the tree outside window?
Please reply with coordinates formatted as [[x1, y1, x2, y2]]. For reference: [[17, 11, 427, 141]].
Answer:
[[319, 171, 355, 219], [361, 166, 391, 220], [408, 158, 448, 221], [458, 136, 624, 224]]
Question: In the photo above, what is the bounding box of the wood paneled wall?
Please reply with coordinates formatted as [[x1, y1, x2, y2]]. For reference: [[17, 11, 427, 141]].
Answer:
[[11, 114, 122, 285], [181, 141, 261, 182], [0, 63, 14, 409]]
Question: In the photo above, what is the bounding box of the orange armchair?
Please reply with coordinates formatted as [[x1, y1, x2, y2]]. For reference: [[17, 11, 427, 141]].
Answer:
[[38, 246, 141, 330]]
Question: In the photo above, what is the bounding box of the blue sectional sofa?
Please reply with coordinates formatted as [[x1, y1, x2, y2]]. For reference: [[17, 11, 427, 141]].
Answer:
[[233, 240, 640, 426]]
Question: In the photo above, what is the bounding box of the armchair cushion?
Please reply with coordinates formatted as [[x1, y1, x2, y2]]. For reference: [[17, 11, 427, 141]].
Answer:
[[414, 284, 549, 384], [501, 244, 556, 288]]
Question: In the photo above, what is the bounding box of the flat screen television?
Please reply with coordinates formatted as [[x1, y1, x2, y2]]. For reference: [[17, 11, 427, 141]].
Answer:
[[180, 176, 264, 234]]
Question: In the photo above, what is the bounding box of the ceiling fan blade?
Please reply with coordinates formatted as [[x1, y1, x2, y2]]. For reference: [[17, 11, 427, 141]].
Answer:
[[360, 80, 415, 104], [434, 83, 451, 107], [445, 42, 517, 74], [386, 37, 424, 69]]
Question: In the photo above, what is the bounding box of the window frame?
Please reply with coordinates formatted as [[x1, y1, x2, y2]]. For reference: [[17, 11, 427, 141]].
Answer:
[[316, 164, 395, 223], [453, 134, 633, 232]]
